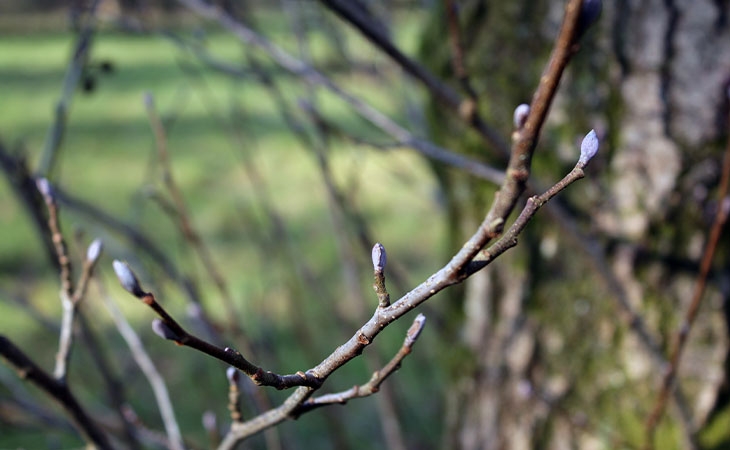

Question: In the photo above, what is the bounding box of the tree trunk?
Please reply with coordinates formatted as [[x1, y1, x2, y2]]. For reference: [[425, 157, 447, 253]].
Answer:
[[421, 1, 730, 448]]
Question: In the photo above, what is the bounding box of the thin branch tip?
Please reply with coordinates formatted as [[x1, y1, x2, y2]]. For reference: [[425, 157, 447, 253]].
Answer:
[[371, 242, 387, 273], [86, 238, 103, 263], [578, 129, 599, 166], [513, 104, 530, 129], [35, 177, 54, 199]]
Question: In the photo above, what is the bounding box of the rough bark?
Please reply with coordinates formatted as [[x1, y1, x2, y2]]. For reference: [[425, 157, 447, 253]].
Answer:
[[421, 1, 730, 448]]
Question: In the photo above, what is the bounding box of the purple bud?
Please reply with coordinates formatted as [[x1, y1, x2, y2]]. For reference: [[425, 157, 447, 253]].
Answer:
[[35, 177, 53, 199], [226, 366, 239, 385], [112, 260, 146, 298], [202, 410, 217, 431], [578, 129, 599, 166], [513, 104, 530, 129], [143, 92, 154, 109], [372, 243, 387, 273], [151, 319, 180, 341], [86, 238, 103, 263]]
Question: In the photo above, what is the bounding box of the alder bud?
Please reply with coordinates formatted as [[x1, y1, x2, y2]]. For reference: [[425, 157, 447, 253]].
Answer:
[[202, 410, 217, 432], [86, 238, 103, 263], [35, 177, 53, 199], [578, 129, 599, 166], [226, 366, 239, 385], [112, 260, 146, 298], [372, 243, 387, 273], [513, 103, 530, 129], [151, 319, 180, 341]]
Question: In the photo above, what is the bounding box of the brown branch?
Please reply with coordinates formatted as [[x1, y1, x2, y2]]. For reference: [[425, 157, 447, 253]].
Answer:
[[644, 102, 730, 448], [0, 336, 112, 449], [443, 0, 479, 102]]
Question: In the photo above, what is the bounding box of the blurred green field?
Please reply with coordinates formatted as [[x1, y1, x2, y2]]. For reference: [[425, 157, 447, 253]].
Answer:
[[0, 13, 449, 448]]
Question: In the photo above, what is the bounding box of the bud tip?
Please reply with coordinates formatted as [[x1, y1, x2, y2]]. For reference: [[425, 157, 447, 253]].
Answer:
[[578, 129, 600, 166], [86, 238, 103, 263], [372, 243, 387, 273], [513, 104, 530, 129]]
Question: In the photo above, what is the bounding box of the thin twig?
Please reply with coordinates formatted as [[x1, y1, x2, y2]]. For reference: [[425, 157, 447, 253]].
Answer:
[[37, 0, 101, 176], [644, 107, 730, 448], [294, 314, 426, 414], [144, 93, 242, 335], [36, 179, 78, 384], [95, 275, 185, 450], [443, 0, 479, 102], [316, 0, 509, 155]]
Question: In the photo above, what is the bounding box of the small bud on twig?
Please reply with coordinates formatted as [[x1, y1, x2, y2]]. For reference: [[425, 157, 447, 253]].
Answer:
[[513, 104, 530, 129], [112, 260, 146, 298], [143, 92, 154, 110], [578, 129, 599, 167], [202, 410, 217, 432], [372, 243, 387, 273], [151, 319, 181, 341], [86, 238, 103, 263], [35, 177, 53, 199], [226, 366, 239, 385]]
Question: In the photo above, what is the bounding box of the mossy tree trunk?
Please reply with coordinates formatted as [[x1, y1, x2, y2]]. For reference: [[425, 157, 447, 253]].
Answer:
[[420, 1, 730, 448]]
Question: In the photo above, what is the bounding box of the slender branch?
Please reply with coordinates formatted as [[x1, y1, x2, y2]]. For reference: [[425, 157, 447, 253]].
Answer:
[[294, 314, 426, 414], [95, 275, 185, 450], [644, 103, 730, 447], [36, 178, 79, 384], [443, 0, 480, 102], [37, 0, 101, 176], [0, 336, 112, 449]]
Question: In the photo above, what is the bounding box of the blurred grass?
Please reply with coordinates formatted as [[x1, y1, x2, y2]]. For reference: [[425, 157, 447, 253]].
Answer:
[[0, 9, 448, 448]]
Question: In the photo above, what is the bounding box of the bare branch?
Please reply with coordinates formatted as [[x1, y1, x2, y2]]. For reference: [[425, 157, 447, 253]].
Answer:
[[0, 336, 112, 449]]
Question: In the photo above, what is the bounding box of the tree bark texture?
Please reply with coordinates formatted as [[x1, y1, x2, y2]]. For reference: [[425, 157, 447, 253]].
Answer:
[[421, 1, 730, 448]]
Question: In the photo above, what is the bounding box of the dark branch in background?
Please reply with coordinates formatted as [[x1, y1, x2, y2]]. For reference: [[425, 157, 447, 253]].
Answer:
[[316, 0, 510, 156], [37, 0, 101, 177], [644, 93, 730, 448], [174, 0, 506, 186], [144, 93, 242, 335], [0, 336, 112, 449], [443, 0, 479, 102], [0, 142, 58, 270]]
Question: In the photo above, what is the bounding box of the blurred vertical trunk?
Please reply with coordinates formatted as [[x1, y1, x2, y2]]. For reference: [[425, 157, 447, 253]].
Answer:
[[421, 1, 730, 448]]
